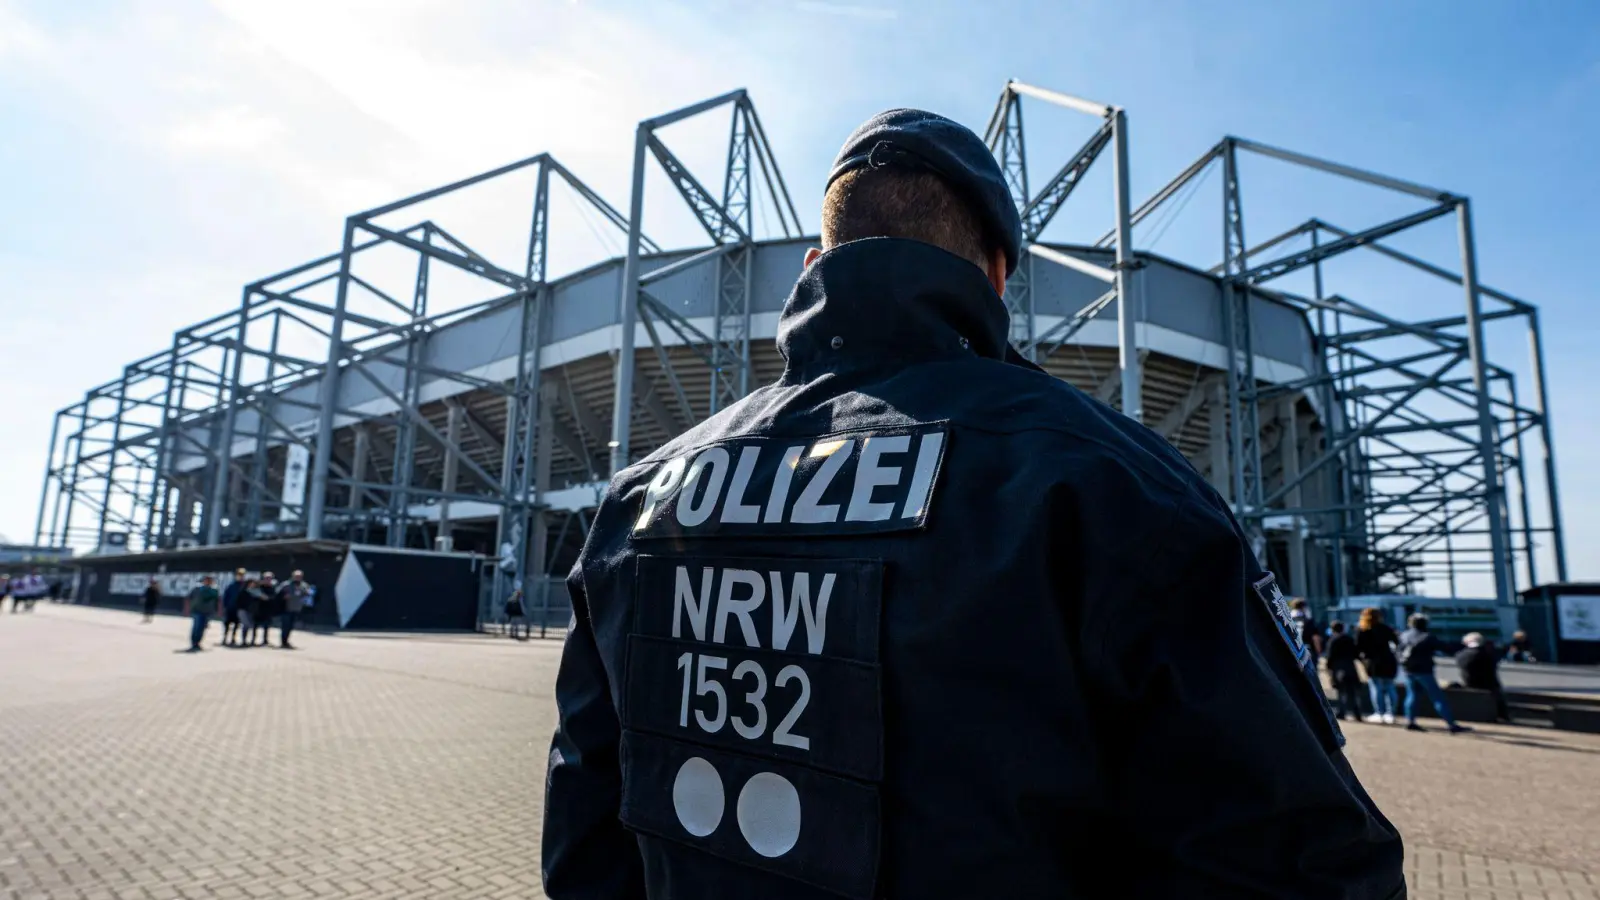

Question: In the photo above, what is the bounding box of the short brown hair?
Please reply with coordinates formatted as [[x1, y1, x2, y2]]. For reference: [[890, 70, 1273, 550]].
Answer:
[[821, 169, 993, 269]]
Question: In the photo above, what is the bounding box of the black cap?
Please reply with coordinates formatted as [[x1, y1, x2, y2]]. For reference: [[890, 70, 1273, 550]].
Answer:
[[826, 108, 1022, 276]]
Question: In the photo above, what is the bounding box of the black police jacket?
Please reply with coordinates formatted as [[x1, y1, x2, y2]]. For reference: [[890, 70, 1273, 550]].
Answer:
[[543, 238, 1405, 900]]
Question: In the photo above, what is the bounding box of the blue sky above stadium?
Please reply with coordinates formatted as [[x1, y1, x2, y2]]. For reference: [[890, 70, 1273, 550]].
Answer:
[[1, 0, 1595, 588]]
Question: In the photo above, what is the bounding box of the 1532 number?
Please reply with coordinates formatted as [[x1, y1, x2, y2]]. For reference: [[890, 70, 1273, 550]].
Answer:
[[675, 652, 810, 750]]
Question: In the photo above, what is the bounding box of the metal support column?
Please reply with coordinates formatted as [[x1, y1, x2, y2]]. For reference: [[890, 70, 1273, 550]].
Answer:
[[1221, 139, 1263, 546], [1526, 311, 1568, 583], [244, 310, 281, 536], [438, 401, 463, 548], [95, 370, 132, 550], [1507, 379, 1538, 589], [610, 127, 649, 474], [205, 290, 251, 545], [1455, 200, 1514, 604], [32, 411, 62, 546], [306, 219, 357, 540], [348, 425, 369, 512], [1207, 380, 1230, 503], [1111, 109, 1141, 422], [529, 380, 557, 620], [1280, 395, 1309, 596]]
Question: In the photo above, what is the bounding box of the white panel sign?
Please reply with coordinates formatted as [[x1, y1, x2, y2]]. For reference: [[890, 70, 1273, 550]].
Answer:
[[1557, 595, 1600, 642], [281, 443, 310, 522], [109, 571, 250, 597]]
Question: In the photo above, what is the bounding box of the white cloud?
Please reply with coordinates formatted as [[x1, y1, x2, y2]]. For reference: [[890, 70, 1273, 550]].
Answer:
[[165, 104, 287, 154], [0, 0, 50, 60], [794, 1, 898, 21]]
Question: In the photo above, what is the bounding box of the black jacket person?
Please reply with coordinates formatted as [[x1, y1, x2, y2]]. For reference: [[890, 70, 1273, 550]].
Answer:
[[542, 108, 1404, 899]]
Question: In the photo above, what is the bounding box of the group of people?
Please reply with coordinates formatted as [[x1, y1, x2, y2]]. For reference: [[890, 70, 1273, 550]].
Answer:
[[149, 568, 314, 652], [2, 571, 63, 612], [1316, 605, 1528, 732]]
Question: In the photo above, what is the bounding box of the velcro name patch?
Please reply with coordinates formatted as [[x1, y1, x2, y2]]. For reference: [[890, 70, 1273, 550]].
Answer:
[[619, 553, 885, 897], [631, 425, 947, 540]]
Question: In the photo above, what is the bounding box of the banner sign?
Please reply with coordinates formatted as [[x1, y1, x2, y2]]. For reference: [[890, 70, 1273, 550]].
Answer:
[[281, 443, 310, 522], [1558, 595, 1600, 642]]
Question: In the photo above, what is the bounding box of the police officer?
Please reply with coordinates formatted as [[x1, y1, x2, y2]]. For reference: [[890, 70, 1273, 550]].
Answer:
[[544, 109, 1404, 898]]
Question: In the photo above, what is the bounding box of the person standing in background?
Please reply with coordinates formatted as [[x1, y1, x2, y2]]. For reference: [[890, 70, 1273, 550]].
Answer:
[[141, 577, 162, 622], [274, 570, 311, 650], [1456, 632, 1512, 723], [1356, 607, 1401, 724], [250, 572, 278, 647], [183, 575, 221, 652], [1289, 598, 1323, 668], [1505, 630, 1538, 663], [1324, 621, 1364, 721], [221, 568, 247, 647], [1397, 613, 1469, 734]]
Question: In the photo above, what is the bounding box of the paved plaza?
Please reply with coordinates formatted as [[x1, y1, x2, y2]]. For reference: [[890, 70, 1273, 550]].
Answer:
[[2, 604, 1597, 900]]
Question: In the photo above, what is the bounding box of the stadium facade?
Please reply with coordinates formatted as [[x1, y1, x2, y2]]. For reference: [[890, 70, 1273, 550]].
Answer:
[[33, 83, 1568, 622]]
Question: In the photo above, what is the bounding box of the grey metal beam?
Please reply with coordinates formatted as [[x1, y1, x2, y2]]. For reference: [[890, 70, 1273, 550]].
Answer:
[[610, 126, 648, 474], [1021, 119, 1113, 241], [1455, 200, 1514, 603], [1095, 143, 1222, 248], [355, 223, 532, 292], [642, 88, 746, 130], [1243, 204, 1454, 284], [345, 358, 505, 497], [1007, 80, 1113, 118], [645, 133, 749, 245], [1264, 351, 1464, 507], [1111, 109, 1141, 423], [306, 219, 357, 540], [1028, 243, 1116, 283], [1526, 310, 1567, 582], [546, 158, 662, 254], [1230, 136, 1455, 202], [357, 153, 549, 221]]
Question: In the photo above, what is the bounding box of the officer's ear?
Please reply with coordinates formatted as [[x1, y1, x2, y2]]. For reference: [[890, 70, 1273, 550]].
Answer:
[[985, 246, 1007, 299], [803, 246, 822, 269]]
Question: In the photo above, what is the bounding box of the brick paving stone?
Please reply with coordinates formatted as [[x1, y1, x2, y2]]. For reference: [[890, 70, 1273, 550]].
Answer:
[[3, 603, 1598, 899]]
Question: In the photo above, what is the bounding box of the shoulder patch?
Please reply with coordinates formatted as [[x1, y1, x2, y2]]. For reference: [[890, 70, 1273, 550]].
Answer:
[[1252, 571, 1345, 749], [631, 424, 947, 540], [1253, 571, 1308, 666]]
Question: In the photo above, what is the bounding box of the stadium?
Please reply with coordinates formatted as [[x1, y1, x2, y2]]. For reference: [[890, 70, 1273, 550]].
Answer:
[[32, 82, 1567, 629]]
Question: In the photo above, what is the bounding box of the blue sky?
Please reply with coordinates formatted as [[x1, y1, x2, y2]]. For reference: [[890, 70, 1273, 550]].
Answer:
[[1, 0, 1596, 589]]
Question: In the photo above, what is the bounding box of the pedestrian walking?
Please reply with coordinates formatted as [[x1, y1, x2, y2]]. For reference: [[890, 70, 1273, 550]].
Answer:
[[1505, 630, 1538, 663], [252, 572, 279, 646], [275, 570, 311, 650], [221, 568, 247, 646], [1456, 632, 1512, 723], [238, 578, 262, 646], [140, 577, 161, 622], [183, 575, 221, 652], [1398, 613, 1470, 734], [1325, 620, 1364, 721], [10, 571, 44, 612], [504, 587, 529, 640], [1356, 607, 1401, 724], [540, 107, 1403, 898]]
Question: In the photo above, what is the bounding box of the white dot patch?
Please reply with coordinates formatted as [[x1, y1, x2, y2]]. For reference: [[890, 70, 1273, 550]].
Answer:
[[672, 757, 725, 837], [736, 771, 801, 858]]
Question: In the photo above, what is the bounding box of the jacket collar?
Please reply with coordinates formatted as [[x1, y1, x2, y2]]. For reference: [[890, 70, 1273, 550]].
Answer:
[[777, 238, 1023, 381]]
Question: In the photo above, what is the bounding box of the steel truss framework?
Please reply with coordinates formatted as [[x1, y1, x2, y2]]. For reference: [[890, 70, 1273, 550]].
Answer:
[[36, 82, 1565, 610]]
